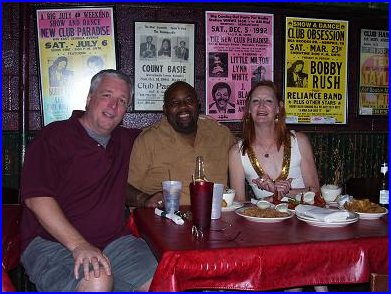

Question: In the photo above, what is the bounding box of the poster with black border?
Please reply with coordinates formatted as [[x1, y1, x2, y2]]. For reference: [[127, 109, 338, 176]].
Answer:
[[134, 21, 195, 111]]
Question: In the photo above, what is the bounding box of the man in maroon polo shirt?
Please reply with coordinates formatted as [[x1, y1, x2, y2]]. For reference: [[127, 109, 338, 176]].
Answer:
[[20, 69, 157, 291]]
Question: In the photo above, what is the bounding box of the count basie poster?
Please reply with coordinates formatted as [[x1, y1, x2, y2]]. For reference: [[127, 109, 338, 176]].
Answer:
[[134, 21, 195, 111]]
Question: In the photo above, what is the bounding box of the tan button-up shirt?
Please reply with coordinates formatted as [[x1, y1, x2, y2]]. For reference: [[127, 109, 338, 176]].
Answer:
[[128, 115, 236, 205]]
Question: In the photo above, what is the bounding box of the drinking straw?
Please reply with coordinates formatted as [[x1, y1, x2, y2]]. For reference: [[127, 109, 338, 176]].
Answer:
[[168, 169, 171, 181]]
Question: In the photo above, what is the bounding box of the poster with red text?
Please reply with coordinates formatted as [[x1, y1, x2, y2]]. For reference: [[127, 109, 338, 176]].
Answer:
[[359, 29, 389, 116], [36, 7, 116, 125], [205, 11, 274, 121], [285, 17, 348, 124]]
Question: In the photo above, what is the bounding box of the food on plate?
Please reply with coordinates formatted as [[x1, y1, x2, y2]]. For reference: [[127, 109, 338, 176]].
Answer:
[[284, 192, 326, 209], [314, 192, 326, 207], [243, 207, 290, 218], [344, 198, 386, 213], [221, 199, 228, 207], [288, 198, 300, 209]]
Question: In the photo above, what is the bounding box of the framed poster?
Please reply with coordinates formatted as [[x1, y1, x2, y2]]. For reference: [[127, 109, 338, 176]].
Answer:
[[358, 29, 389, 116], [134, 22, 195, 111], [284, 17, 348, 124], [36, 7, 117, 125], [205, 11, 274, 122]]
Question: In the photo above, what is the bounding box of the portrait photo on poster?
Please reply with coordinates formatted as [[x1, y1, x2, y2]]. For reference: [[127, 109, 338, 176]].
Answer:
[[286, 60, 308, 88], [48, 56, 74, 87], [208, 52, 228, 77], [158, 38, 172, 59], [84, 55, 105, 77], [139, 35, 157, 59], [208, 81, 236, 118], [251, 65, 267, 88], [173, 38, 190, 61]]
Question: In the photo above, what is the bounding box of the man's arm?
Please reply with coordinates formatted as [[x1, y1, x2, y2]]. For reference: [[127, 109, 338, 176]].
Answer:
[[24, 196, 111, 280], [126, 184, 163, 208]]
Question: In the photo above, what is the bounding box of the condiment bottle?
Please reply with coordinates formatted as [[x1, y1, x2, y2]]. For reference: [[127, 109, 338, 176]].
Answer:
[[379, 162, 389, 208], [194, 156, 207, 182]]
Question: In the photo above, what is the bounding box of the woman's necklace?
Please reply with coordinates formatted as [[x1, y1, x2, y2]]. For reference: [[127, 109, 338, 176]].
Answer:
[[259, 143, 275, 158]]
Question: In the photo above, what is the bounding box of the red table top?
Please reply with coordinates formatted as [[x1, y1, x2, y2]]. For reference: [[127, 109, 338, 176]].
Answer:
[[131, 206, 388, 291]]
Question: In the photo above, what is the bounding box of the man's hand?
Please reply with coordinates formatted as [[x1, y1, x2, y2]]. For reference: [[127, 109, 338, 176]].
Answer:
[[144, 191, 164, 207], [72, 242, 111, 280]]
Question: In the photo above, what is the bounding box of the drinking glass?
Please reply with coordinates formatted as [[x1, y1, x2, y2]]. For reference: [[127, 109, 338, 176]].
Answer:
[[162, 181, 182, 214], [211, 183, 224, 219], [189, 181, 214, 230]]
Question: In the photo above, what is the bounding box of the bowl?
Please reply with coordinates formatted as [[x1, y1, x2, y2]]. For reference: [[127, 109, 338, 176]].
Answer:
[[321, 184, 342, 203], [257, 200, 272, 209], [275, 203, 289, 213], [302, 191, 315, 204], [222, 189, 236, 207]]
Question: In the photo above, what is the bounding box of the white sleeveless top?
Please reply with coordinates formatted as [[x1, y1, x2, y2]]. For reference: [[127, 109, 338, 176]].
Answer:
[[239, 131, 305, 199]]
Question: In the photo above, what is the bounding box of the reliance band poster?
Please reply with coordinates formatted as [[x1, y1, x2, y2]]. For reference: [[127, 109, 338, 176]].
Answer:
[[284, 17, 348, 124], [134, 22, 195, 111], [359, 29, 389, 116], [205, 11, 274, 121], [36, 7, 116, 125]]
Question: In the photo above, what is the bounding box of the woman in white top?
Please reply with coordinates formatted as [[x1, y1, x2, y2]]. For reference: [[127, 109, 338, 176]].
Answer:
[[229, 81, 320, 202]]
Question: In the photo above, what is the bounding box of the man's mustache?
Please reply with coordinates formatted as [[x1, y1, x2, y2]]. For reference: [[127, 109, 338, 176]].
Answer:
[[217, 98, 230, 103]]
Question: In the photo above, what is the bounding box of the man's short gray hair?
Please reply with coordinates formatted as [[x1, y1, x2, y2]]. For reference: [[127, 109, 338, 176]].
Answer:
[[88, 69, 133, 99]]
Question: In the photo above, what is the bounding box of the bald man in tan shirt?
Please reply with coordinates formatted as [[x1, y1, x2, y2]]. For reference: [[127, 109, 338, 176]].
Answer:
[[127, 81, 236, 206]]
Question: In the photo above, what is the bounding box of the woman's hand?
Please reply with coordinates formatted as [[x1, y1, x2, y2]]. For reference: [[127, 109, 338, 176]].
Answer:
[[274, 178, 293, 195], [252, 175, 275, 192], [252, 176, 293, 196]]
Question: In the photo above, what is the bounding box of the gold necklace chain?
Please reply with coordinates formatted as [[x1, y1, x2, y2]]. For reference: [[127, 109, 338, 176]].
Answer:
[[247, 136, 291, 181]]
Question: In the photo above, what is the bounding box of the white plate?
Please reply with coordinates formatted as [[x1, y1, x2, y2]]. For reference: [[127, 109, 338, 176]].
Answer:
[[338, 205, 388, 220], [288, 209, 296, 214], [296, 212, 359, 227], [221, 201, 243, 212], [355, 208, 388, 220], [235, 207, 294, 223], [326, 201, 338, 206]]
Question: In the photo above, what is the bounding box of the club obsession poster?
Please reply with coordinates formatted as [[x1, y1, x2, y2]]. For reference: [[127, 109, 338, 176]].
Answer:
[[205, 11, 274, 121], [285, 17, 348, 124]]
